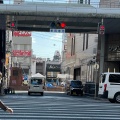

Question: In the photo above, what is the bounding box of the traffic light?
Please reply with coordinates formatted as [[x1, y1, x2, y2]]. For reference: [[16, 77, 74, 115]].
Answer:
[[99, 25, 105, 35], [7, 21, 16, 28], [50, 21, 66, 29], [10, 22, 16, 27]]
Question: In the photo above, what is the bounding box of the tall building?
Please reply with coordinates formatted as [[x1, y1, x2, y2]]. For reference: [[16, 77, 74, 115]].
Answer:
[[46, 51, 61, 85], [12, 31, 32, 76], [31, 54, 36, 75], [14, 0, 24, 4], [36, 57, 46, 76], [61, 33, 98, 84], [99, 0, 120, 8]]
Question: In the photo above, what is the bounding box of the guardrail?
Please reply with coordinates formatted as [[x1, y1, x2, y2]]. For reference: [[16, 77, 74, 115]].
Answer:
[[1, 0, 120, 8], [0, 0, 99, 8]]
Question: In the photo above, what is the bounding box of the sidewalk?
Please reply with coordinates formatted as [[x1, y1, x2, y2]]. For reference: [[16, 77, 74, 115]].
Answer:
[[85, 94, 108, 101]]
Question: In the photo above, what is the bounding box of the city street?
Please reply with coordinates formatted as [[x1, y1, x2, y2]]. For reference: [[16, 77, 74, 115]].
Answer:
[[0, 91, 120, 120]]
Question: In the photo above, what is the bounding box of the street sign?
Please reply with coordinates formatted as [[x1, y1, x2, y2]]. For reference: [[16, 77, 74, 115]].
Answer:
[[94, 63, 99, 70], [50, 29, 65, 33]]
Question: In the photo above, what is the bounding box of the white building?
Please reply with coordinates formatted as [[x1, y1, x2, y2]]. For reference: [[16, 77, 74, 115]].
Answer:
[[61, 33, 98, 84], [12, 31, 32, 76], [31, 54, 36, 75]]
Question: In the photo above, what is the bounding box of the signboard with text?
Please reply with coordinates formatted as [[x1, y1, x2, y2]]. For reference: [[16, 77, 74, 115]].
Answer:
[[50, 29, 65, 33], [12, 50, 31, 57], [13, 31, 31, 37]]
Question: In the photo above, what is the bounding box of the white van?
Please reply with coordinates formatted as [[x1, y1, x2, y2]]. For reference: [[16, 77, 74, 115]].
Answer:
[[98, 72, 120, 103], [28, 73, 45, 96]]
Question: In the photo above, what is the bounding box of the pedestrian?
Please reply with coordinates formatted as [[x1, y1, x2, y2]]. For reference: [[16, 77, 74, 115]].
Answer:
[[0, 100, 13, 113]]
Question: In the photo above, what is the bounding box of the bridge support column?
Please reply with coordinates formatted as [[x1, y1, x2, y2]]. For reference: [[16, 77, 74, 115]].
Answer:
[[0, 30, 6, 95]]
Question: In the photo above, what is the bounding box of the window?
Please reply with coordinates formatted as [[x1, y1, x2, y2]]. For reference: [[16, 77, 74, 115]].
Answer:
[[73, 36, 75, 55], [93, 48, 97, 54], [31, 79, 42, 85], [86, 34, 88, 49], [71, 81, 82, 87], [109, 74, 120, 83], [83, 33, 85, 51], [101, 74, 106, 83], [71, 38, 73, 56]]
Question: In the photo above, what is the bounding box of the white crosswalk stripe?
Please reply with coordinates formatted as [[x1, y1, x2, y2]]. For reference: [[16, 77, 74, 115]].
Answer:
[[0, 95, 120, 120]]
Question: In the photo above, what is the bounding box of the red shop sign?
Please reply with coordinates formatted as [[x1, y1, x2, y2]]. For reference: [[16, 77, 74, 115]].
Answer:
[[13, 31, 31, 37], [12, 50, 31, 57]]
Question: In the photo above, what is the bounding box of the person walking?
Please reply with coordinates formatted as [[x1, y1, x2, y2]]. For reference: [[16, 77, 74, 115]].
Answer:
[[0, 100, 13, 113]]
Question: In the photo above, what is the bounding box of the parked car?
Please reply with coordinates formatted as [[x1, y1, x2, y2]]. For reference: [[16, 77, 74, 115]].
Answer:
[[98, 72, 120, 103], [65, 80, 83, 96]]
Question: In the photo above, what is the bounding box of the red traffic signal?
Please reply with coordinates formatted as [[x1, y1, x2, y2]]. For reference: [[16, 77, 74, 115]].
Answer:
[[7, 21, 16, 28], [50, 21, 66, 29], [11, 22, 15, 27], [60, 22, 66, 28], [100, 25, 105, 31], [99, 25, 105, 35]]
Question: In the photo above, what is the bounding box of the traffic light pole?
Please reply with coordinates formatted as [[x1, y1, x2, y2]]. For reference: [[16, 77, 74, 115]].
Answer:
[[99, 19, 105, 75]]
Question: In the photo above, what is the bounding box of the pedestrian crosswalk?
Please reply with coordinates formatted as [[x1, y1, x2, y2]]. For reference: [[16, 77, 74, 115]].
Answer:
[[0, 94, 120, 120]]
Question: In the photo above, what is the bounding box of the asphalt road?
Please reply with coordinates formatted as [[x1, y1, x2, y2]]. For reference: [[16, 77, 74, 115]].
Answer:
[[0, 91, 120, 120]]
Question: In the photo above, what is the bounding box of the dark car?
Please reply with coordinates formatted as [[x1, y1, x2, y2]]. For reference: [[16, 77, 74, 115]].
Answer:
[[65, 80, 83, 96]]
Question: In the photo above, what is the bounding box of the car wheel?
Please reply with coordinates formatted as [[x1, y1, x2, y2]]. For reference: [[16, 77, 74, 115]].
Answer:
[[115, 93, 120, 103], [28, 92, 30, 95], [81, 91, 83, 96], [70, 91, 73, 96], [41, 92, 44, 96], [108, 99, 115, 103]]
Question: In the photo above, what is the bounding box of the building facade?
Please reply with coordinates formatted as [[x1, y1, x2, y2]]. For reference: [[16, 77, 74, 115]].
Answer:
[[9, 31, 32, 88], [61, 33, 98, 84], [46, 51, 61, 85], [36, 57, 46, 76], [31, 54, 36, 75], [99, 0, 120, 8]]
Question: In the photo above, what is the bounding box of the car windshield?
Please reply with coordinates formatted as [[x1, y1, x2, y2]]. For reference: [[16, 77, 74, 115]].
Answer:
[[71, 81, 82, 87], [31, 79, 42, 85]]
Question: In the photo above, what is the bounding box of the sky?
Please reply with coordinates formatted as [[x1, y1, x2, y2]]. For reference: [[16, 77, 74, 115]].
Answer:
[[32, 32, 63, 60]]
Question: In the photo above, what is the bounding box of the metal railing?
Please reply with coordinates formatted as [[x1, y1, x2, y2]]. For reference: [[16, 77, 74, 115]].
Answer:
[[1, 0, 99, 7], [1, 0, 120, 8]]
